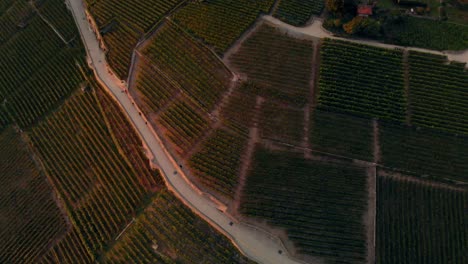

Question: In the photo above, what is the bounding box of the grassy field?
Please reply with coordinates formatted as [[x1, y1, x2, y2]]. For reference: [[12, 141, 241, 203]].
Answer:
[[85, 0, 184, 78], [274, 0, 324, 26], [0, 1, 85, 128], [241, 148, 368, 263], [310, 110, 374, 161], [318, 39, 406, 122], [377, 173, 468, 263], [229, 24, 314, 106], [408, 51, 468, 135], [173, 0, 275, 53], [379, 122, 468, 182], [0, 128, 67, 263]]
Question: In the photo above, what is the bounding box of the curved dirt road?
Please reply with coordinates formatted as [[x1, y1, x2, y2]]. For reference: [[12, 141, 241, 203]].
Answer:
[[263, 15, 468, 64], [66, 1, 306, 264]]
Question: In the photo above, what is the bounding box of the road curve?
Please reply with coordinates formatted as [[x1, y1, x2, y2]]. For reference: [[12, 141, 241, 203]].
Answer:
[[66, 1, 306, 264]]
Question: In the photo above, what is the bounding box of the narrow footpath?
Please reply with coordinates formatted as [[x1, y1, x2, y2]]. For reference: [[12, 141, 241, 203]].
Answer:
[[66, 1, 305, 263]]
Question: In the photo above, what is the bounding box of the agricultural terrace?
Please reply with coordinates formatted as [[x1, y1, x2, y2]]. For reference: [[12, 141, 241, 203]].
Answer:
[[189, 128, 248, 198], [85, 0, 184, 78], [141, 20, 231, 112], [383, 16, 468, 51], [241, 148, 368, 263], [0, 0, 33, 44], [0, 128, 67, 262], [36, 0, 79, 41], [229, 24, 314, 106], [29, 89, 161, 259], [408, 52, 468, 135], [318, 39, 406, 122], [259, 100, 304, 145], [219, 83, 259, 131], [310, 110, 374, 161], [377, 174, 468, 263], [0, 0, 85, 128], [103, 190, 253, 264], [274, 0, 324, 26], [379, 122, 468, 182], [158, 99, 211, 155], [173, 0, 275, 53]]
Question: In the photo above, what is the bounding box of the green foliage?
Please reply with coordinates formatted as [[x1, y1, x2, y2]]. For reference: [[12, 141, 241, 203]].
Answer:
[[141, 21, 231, 112], [274, 0, 324, 26], [383, 16, 468, 50], [318, 39, 406, 121], [379, 122, 468, 182], [172, 0, 275, 53], [0, 128, 67, 262], [377, 175, 468, 263], [103, 191, 253, 264], [229, 24, 314, 106], [408, 51, 468, 135], [241, 148, 368, 263], [310, 110, 374, 161], [86, 0, 184, 78], [189, 128, 247, 198]]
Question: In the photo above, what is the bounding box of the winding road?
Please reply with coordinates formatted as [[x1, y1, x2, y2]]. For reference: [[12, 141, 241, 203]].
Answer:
[[66, 1, 306, 264]]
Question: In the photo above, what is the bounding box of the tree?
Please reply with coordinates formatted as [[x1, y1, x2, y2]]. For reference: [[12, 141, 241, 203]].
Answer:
[[326, 0, 344, 14]]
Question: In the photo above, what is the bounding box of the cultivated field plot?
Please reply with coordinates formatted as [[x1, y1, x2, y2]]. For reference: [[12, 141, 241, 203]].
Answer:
[[274, 0, 324, 26], [408, 51, 468, 135], [379, 122, 468, 182], [229, 24, 314, 106], [103, 190, 253, 264], [310, 110, 374, 161], [30, 89, 159, 260], [0, 0, 85, 128], [36, 0, 78, 41], [377, 174, 468, 263], [85, 0, 183, 78], [0, 128, 67, 263], [318, 39, 406, 121], [241, 148, 368, 263], [173, 0, 275, 53], [141, 21, 231, 112], [158, 99, 211, 155], [189, 128, 248, 198], [259, 100, 304, 145], [383, 16, 468, 51], [219, 83, 259, 131], [0, 0, 33, 44]]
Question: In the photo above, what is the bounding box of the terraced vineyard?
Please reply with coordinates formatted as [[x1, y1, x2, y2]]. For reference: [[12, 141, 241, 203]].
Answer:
[[220, 85, 259, 131], [85, 0, 184, 78], [0, 128, 67, 262], [36, 0, 78, 41], [141, 21, 231, 112], [310, 110, 374, 161], [173, 0, 275, 53], [383, 16, 468, 50], [0, 1, 85, 128], [274, 0, 324, 26], [241, 148, 368, 263], [379, 122, 468, 182], [259, 101, 304, 144], [0, 0, 33, 44], [229, 24, 314, 106], [103, 190, 253, 264], [318, 39, 406, 121], [29, 89, 157, 257], [189, 128, 248, 198], [377, 174, 468, 263], [408, 51, 468, 135], [159, 99, 211, 155]]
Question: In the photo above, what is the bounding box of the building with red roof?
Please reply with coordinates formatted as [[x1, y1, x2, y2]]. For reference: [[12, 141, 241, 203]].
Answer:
[[357, 5, 373, 16]]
